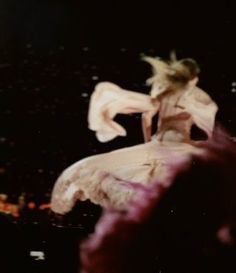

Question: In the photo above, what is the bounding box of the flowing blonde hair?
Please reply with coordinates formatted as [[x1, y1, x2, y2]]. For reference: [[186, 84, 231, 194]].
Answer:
[[144, 52, 200, 98]]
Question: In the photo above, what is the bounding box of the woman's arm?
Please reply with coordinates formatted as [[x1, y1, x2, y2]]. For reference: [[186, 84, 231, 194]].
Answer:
[[142, 100, 159, 142], [142, 113, 152, 143]]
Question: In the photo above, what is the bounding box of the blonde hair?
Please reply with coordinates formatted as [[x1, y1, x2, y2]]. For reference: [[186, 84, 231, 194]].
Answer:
[[144, 52, 200, 98]]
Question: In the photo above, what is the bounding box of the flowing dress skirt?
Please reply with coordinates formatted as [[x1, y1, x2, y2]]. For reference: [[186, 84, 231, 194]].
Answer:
[[51, 138, 201, 214]]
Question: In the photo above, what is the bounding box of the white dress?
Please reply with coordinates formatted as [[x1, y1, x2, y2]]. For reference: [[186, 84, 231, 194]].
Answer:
[[51, 82, 218, 214]]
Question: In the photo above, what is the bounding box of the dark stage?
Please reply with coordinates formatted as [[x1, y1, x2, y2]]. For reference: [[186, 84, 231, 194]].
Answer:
[[0, 1, 236, 272]]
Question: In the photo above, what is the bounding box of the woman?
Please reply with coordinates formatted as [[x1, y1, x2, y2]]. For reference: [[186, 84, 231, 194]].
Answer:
[[51, 55, 218, 214]]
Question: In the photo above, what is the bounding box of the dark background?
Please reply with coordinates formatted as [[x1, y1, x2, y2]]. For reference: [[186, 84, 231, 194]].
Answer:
[[0, 1, 236, 273], [0, 0, 236, 195]]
